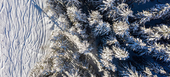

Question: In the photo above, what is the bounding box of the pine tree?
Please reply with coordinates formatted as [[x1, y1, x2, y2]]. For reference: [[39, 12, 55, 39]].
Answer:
[[99, 2, 133, 23], [30, 0, 170, 76], [136, 3, 170, 24]]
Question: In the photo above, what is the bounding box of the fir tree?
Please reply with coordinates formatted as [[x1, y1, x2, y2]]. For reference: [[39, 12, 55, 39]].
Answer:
[[30, 0, 170, 76]]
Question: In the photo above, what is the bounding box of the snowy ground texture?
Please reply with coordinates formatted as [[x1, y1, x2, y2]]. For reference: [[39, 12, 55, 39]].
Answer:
[[0, 0, 53, 77]]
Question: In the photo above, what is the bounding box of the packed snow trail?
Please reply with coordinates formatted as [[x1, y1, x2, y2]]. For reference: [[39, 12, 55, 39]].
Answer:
[[0, 0, 52, 77]]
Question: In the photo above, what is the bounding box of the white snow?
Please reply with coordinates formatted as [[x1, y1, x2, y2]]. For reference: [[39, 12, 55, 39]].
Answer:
[[0, 0, 53, 77]]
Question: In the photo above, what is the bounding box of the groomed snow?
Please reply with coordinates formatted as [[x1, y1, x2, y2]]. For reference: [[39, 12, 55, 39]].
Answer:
[[0, 0, 53, 77]]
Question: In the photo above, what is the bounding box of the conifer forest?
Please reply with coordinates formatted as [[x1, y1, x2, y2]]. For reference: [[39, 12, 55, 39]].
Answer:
[[30, 0, 170, 77]]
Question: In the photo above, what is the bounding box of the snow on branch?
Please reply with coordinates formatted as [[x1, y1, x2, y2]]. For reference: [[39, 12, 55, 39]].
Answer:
[[67, 5, 89, 38], [66, 0, 81, 7], [124, 26, 170, 62], [132, 0, 150, 4], [116, 3, 134, 23], [119, 62, 146, 77], [113, 21, 130, 38], [99, 2, 133, 23], [153, 24, 170, 40], [67, 5, 87, 25], [112, 46, 129, 60], [150, 43, 170, 62], [93, 21, 111, 37], [88, 11, 103, 28], [106, 35, 120, 46], [63, 32, 93, 54], [138, 24, 170, 43], [99, 45, 129, 72], [30, 0, 170, 76], [136, 3, 170, 24], [125, 36, 148, 55], [56, 14, 70, 30], [88, 11, 111, 37], [100, 47, 117, 71]]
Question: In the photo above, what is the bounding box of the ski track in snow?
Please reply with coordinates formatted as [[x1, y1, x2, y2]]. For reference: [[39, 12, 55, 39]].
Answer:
[[0, 0, 52, 77]]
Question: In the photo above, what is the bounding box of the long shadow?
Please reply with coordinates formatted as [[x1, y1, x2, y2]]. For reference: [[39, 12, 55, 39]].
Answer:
[[31, 0, 65, 31], [31, 0, 43, 14]]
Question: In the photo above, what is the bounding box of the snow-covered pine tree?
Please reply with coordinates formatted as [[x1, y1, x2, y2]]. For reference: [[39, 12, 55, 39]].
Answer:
[[67, 5, 89, 38], [88, 11, 111, 37], [56, 14, 70, 30], [113, 21, 130, 38], [99, 1, 133, 24], [93, 21, 111, 37], [125, 36, 149, 56], [136, 3, 170, 24], [136, 24, 170, 45], [30, 31, 98, 76], [88, 11, 103, 28], [119, 62, 146, 77], [66, 0, 81, 7], [67, 5, 87, 25], [129, 0, 150, 4], [100, 47, 117, 71], [153, 24, 170, 40], [30, 0, 170, 76]]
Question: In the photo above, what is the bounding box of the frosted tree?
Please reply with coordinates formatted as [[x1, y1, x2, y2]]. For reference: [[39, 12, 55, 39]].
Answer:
[[99, 0, 117, 12], [151, 43, 170, 62], [136, 24, 170, 45], [30, 30, 113, 76], [30, 0, 170, 76], [56, 14, 70, 30], [116, 3, 134, 23], [100, 47, 117, 72], [47, 0, 81, 7], [128, 0, 150, 4], [153, 24, 170, 40], [99, 2, 133, 23], [106, 35, 120, 47], [147, 62, 167, 75], [125, 36, 148, 55], [88, 11, 103, 28], [66, 0, 81, 7], [119, 63, 147, 77], [113, 21, 130, 38], [136, 3, 170, 24], [93, 21, 111, 37], [99, 45, 129, 72], [67, 5, 87, 25], [46, 0, 66, 17], [119, 65, 141, 77], [66, 5, 89, 39], [63, 32, 93, 54], [128, 24, 170, 62], [112, 46, 129, 60], [88, 11, 111, 37], [135, 0, 150, 3]]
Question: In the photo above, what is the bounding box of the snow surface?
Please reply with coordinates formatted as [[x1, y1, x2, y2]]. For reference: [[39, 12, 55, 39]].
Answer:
[[0, 0, 53, 77]]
